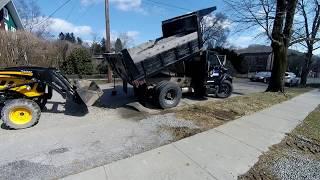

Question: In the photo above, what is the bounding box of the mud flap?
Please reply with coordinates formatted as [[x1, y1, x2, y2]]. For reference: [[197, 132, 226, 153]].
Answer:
[[123, 80, 128, 94], [75, 80, 104, 106]]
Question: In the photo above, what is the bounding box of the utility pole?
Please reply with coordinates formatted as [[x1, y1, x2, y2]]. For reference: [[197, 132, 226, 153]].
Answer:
[[105, 0, 112, 83]]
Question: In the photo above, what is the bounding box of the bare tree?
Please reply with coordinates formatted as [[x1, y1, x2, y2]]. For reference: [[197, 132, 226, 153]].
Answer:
[[0, 31, 82, 68], [118, 33, 134, 48], [225, 0, 298, 92], [292, 0, 320, 86], [15, 0, 52, 38], [224, 0, 276, 42], [201, 13, 230, 48]]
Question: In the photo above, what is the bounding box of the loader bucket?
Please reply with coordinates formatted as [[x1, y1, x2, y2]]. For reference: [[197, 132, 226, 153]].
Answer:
[[75, 80, 104, 106]]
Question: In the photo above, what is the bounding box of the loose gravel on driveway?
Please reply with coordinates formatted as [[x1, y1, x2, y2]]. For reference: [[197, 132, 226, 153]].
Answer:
[[0, 108, 199, 179], [0, 79, 267, 179]]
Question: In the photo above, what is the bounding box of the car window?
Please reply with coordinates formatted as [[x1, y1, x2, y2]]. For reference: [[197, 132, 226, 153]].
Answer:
[[208, 54, 221, 67]]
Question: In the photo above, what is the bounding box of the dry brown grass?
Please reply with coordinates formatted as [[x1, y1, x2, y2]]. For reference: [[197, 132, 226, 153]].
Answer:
[[176, 88, 312, 131], [0, 31, 80, 68], [161, 126, 202, 142], [294, 106, 320, 142]]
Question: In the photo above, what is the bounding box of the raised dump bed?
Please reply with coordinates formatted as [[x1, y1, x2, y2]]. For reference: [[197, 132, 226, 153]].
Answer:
[[107, 7, 216, 85], [122, 32, 199, 82]]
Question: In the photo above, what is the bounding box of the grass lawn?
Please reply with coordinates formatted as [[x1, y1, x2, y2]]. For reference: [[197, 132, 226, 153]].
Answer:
[[175, 88, 312, 131], [239, 106, 320, 180], [294, 107, 320, 141], [162, 88, 312, 141]]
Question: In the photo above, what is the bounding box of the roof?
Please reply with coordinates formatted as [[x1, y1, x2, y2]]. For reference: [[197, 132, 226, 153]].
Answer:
[[236, 45, 272, 55], [0, 0, 24, 30]]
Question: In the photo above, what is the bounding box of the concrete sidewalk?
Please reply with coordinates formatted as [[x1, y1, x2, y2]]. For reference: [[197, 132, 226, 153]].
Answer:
[[62, 90, 320, 180]]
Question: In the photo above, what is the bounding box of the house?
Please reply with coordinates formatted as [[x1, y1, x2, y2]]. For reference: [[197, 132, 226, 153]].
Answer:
[[237, 45, 320, 77], [0, 0, 23, 32], [236, 45, 274, 73], [311, 58, 320, 78]]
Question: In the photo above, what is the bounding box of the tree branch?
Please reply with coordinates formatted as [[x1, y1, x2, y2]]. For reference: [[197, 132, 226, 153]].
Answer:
[[290, 38, 320, 46]]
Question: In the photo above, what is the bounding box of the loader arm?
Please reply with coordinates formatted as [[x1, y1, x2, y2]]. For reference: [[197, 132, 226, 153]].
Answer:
[[0, 67, 103, 129], [3, 67, 77, 98], [1, 67, 102, 105]]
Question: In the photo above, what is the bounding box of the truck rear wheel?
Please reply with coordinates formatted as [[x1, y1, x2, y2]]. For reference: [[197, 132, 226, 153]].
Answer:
[[157, 82, 182, 109], [1, 99, 41, 129]]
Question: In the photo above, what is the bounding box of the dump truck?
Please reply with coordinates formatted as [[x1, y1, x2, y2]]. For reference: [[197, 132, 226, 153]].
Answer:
[[0, 67, 103, 129], [106, 7, 233, 109]]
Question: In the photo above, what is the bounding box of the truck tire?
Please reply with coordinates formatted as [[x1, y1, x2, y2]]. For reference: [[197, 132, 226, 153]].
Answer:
[[216, 80, 233, 98], [157, 82, 182, 109], [1, 99, 41, 129], [153, 81, 168, 104], [154, 81, 169, 95]]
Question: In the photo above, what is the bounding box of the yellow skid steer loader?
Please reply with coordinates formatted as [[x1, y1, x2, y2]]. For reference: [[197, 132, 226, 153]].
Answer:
[[0, 67, 103, 129]]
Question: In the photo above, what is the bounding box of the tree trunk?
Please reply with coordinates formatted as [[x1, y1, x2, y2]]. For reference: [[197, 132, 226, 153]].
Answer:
[[266, 0, 297, 92], [267, 42, 287, 92], [267, 0, 286, 92], [300, 49, 313, 86]]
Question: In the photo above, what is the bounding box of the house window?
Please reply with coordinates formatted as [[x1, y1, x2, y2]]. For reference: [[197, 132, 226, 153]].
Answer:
[[3, 8, 9, 20], [4, 22, 8, 31]]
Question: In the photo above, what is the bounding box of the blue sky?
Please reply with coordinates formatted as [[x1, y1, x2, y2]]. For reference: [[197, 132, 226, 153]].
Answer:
[[21, 0, 266, 48]]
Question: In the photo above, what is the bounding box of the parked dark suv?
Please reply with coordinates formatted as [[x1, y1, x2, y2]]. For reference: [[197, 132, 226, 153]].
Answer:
[[250, 72, 271, 83]]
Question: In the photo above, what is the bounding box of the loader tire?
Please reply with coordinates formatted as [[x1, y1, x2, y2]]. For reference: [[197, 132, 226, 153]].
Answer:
[[157, 82, 182, 109], [1, 99, 41, 129]]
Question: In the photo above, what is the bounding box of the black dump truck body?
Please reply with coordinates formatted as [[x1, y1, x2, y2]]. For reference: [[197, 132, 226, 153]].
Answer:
[[106, 7, 216, 86], [106, 6, 233, 109]]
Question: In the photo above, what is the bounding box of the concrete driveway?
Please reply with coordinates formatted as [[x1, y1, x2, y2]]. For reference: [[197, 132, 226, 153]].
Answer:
[[0, 79, 267, 179]]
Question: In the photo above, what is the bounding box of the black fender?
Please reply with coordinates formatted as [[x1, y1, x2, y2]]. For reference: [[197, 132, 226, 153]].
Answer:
[[219, 74, 233, 84]]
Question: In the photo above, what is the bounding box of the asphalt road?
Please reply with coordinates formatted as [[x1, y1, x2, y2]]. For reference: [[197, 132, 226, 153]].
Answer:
[[0, 79, 267, 180]]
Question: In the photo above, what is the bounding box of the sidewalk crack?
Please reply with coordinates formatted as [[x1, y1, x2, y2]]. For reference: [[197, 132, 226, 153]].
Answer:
[[103, 165, 109, 180], [171, 144, 219, 180], [213, 129, 264, 152]]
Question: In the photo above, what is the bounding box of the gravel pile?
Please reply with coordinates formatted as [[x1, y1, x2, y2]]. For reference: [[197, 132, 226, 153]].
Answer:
[[140, 113, 198, 130], [272, 150, 320, 180], [139, 113, 200, 142]]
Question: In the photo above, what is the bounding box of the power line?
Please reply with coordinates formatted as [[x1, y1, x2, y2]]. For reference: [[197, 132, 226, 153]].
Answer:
[[73, 5, 94, 25], [66, 0, 77, 21], [144, 0, 191, 12], [35, 0, 72, 27], [142, 1, 183, 13]]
